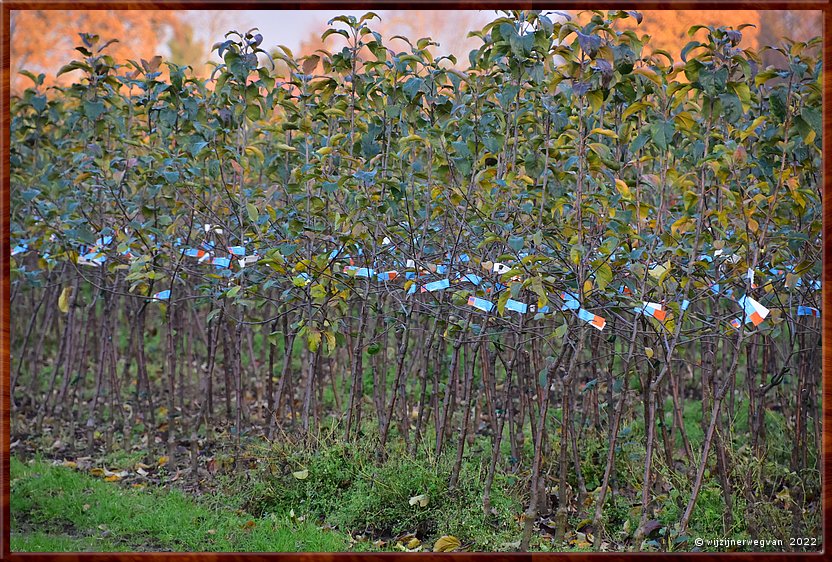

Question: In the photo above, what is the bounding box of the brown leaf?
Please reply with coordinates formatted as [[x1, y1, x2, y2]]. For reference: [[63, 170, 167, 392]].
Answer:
[[643, 519, 663, 537], [302, 55, 320, 75], [143, 55, 163, 73]]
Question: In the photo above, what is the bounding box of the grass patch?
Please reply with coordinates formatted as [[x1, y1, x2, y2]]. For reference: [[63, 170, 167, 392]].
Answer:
[[243, 434, 532, 551], [11, 456, 348, 552]]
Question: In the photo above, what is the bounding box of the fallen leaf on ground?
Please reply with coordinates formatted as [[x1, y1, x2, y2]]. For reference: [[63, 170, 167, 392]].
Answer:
[[433, 535, 461, 552], [292, 469, 309, 480], [408, 494, 429, 507], [643, 519, 663, 536]]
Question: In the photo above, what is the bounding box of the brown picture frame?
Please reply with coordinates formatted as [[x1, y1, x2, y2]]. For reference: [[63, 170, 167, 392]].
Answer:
[[1, 1, 829, 559]]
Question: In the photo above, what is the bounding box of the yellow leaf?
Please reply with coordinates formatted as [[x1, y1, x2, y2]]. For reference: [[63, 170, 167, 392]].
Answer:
[[245, 145, 264, 160], [157, 456, 169, 466], [292, 469, 309, 480], [58, 287, 72, 314], [400, 134, 425, 144], [648, 262, 668, 280], [62, 460, 77, 469], [89, 468, 105, 477], [615, 178, 631, 200], [645, 347, 654, 359], [407, 538, 422, 549], [583, 279, 593, 297], [670, 216, 692, 236], [104, 474, 121, 482], [776, 487, 791, 504], [307, 330, 321, 353], [433, 535, 461, 552], [324, 331, 336, 352], [590, 127, 618, 139], [634, 67, 662, 86]]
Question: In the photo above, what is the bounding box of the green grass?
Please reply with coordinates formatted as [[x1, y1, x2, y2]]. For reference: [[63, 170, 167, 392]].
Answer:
[[11, 457, 348, 552], [11, 532, 135, 553], [11, 387, 819, 554], [243, 434, 531, 551]]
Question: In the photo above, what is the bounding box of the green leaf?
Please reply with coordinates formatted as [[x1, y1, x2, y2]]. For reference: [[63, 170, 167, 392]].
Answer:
[[245, 103, 261, 121], [307, 330, 321, 352], [508, 235, 524, 252], [630, 130, 650, 154], [57, 61, 90, 77], [246, 203, 259, 223], [84, 101, 106, 120], [292, 469, 309, 480], [650, 120, 675, 151], [595, 262, 613, 292], [497, 290, 510, 316]]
